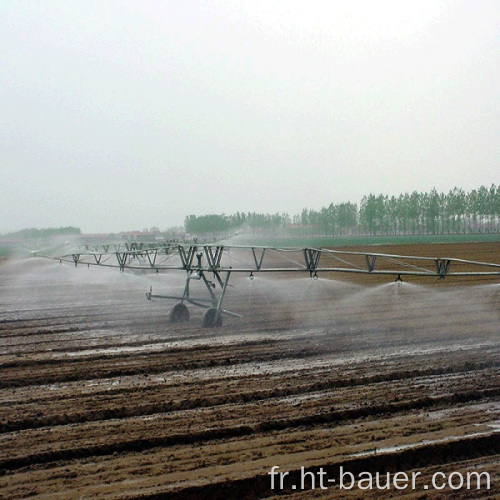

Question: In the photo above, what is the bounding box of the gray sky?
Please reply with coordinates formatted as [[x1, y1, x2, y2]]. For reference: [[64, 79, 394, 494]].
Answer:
[[1, 0, 498, 234]]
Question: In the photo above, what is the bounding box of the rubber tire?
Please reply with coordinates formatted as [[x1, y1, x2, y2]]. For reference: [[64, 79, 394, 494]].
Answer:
[[169, 303, 190, 323], [202, 307, 223, 328]]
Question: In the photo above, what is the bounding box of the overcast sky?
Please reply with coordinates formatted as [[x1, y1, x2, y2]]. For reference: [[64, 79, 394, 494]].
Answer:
[[1, 0, 498, 233]]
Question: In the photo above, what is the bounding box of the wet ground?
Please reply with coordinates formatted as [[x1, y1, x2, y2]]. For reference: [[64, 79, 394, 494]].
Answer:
[[0, 242, 498, 498]]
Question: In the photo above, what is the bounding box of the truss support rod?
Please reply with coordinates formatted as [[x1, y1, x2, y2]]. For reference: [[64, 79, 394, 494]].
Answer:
[[366, 255, 377, 272], [304, 249, 321, 277], [146, 249, 158, 268], [435, 259, 451, 278], [204, 246, 224, 271], [179, 246, 197, 270], [215, 271, 232, 315], [210, 268, 226, 288], [115, 252, 128, 272], [181, 271, 193, 302], [251, 248, 266, 270], [199, 271, 218, 306]]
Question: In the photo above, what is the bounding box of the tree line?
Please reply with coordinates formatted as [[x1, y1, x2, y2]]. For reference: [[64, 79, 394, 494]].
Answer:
[[184, 185, 500, 236]]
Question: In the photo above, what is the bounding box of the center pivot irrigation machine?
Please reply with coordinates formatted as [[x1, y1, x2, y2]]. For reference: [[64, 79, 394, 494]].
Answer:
[[40, 243, 500, 327]]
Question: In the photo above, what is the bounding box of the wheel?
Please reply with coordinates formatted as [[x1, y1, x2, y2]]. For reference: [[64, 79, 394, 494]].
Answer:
[[202, 307, 223, 328], [169, 303, 190, 323]]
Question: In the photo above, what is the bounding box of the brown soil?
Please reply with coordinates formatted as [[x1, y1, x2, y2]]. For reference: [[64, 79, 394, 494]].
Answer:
[[0, 242, 498, 499]]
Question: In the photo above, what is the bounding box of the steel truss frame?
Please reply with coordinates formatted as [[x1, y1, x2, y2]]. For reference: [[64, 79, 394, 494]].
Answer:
[[42, 244, 500, 327]]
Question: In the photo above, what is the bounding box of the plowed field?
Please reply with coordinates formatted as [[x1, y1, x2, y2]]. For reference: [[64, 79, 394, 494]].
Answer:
[[0, 242, 498, 499]]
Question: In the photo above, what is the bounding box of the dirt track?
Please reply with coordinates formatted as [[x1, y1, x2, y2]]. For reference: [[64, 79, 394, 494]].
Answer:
[[0, 242, 498, 498]]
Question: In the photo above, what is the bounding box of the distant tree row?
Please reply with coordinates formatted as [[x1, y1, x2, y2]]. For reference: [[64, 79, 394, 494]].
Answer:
[[358, 185, 500, 235], [184, 185, 500, 236], [2, 226, 82, 239], [184, 212, 293, 235]]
